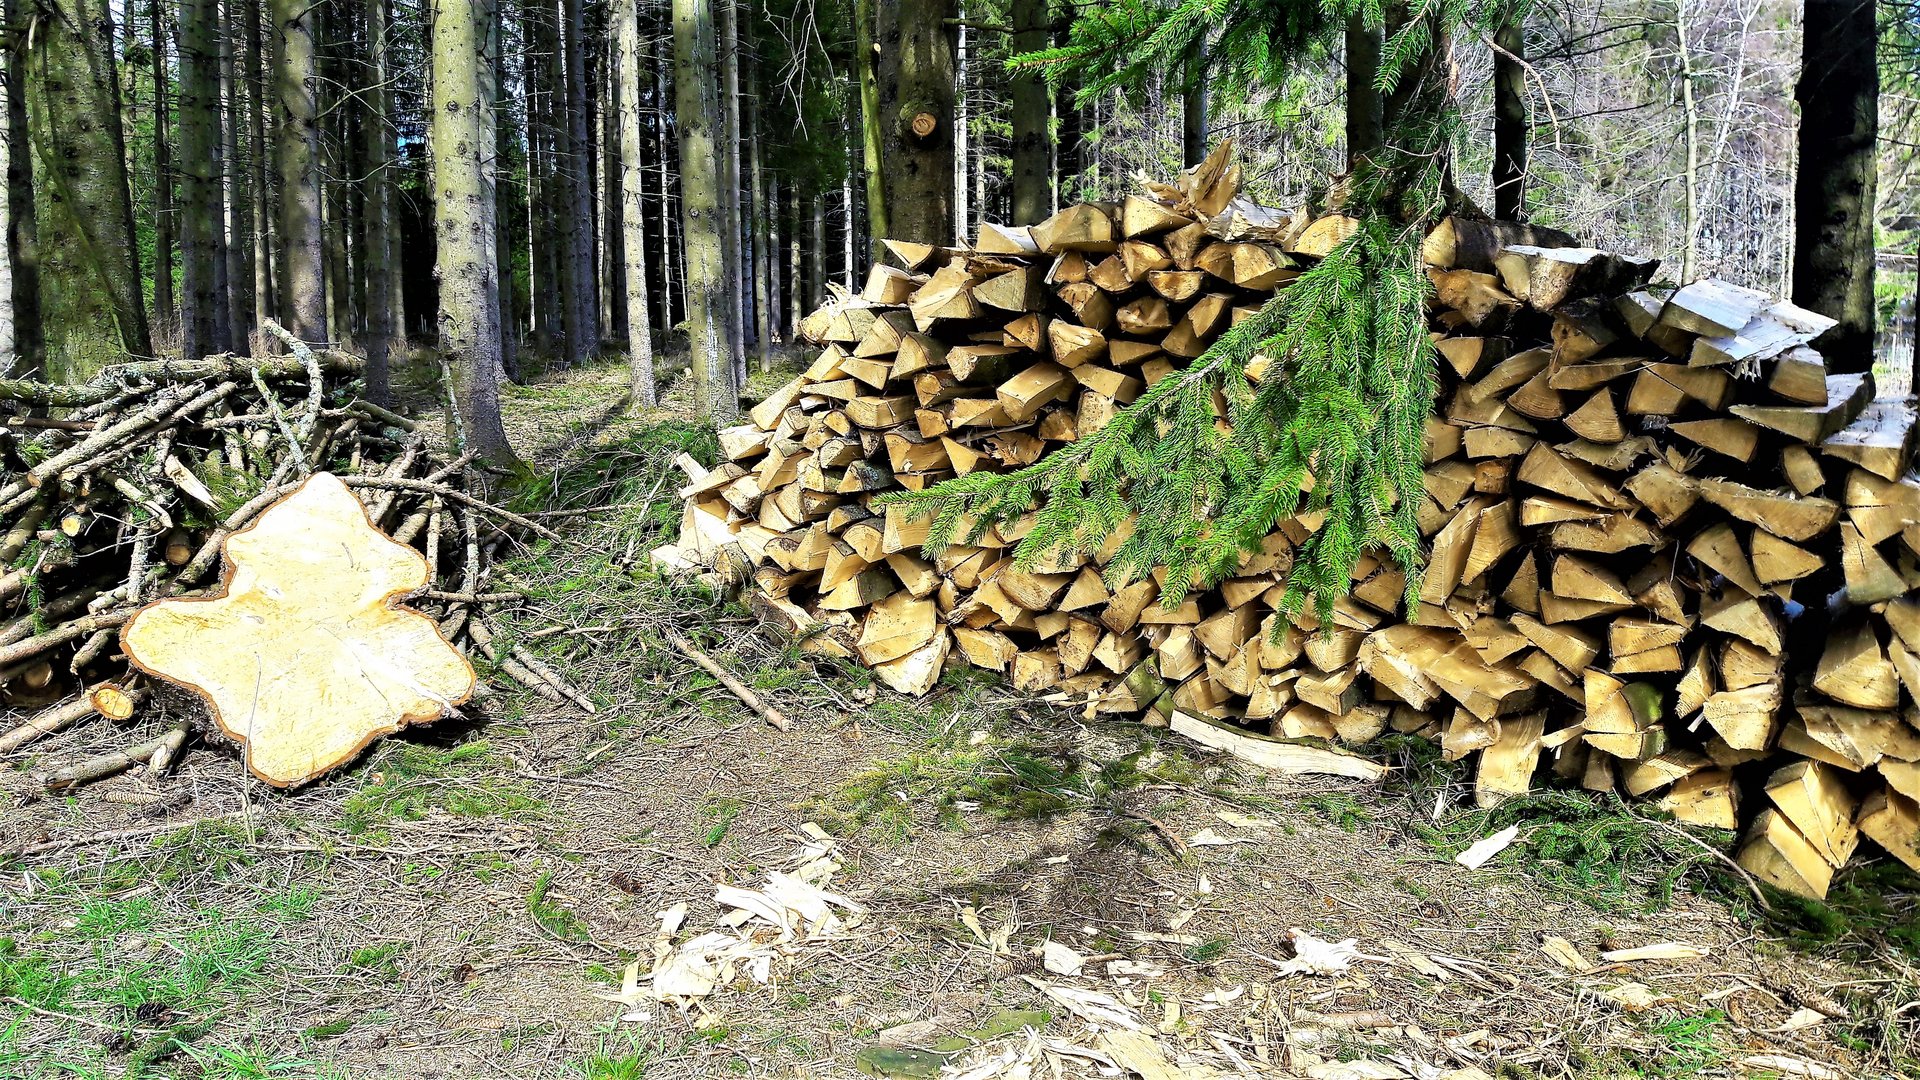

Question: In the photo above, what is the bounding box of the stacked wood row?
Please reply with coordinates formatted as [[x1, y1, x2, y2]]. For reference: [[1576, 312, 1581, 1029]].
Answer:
[[0, 341, 571, 790], [659, 143, 1920, 899]]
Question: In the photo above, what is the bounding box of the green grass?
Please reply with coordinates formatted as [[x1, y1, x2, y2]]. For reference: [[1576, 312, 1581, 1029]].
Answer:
[[701, 797, 745, 848], [337, 740, 544, 837], [1625, 1009, 1731, 1077], [527, 871, 594, 944]]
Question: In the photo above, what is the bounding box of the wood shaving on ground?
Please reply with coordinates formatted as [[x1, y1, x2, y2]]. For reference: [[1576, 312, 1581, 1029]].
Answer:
[[595, 824, 864, 1011], [1452, 824, 1521, 869]]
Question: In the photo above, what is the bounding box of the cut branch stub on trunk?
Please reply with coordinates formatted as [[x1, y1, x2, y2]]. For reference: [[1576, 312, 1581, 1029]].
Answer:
[[121, 472, 475, 786]]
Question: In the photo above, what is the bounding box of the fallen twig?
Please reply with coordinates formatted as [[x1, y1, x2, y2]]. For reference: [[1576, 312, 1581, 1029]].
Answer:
[[663, 626, 791, 731]]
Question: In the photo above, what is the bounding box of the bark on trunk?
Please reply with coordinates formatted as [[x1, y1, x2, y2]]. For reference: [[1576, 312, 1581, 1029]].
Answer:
[[852, 0, 889, 242], [1181, 38, 1208, 168], [431, 0, 516, 464], [1008, 0, 1048, 225], [1791, 0, 1877, 373], [1491, 9, 1526, 220], [672, 0, 738, 419], [615, 0, 655, 405], [150, 0, 174, 338], [273, 0, 326, 344], [1345, 15, 1383, 170], [560, 0, 600, 364], [246, 0, 272, 332], [179, 0, 229, 360], [363, 0, 394, 404], [25, 0, 152, 381], [221, 2, 254, 343], [876, 0, 956, 245], [719, 0, 746, 385]]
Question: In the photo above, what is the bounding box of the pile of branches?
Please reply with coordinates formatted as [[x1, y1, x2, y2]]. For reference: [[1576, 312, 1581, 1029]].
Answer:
[[0, 332, 577, 793]]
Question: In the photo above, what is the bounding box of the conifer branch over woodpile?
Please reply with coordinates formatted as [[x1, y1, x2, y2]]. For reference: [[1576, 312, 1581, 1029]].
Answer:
[[0, 352, 563, 788], [662, 146, 1920, 900]]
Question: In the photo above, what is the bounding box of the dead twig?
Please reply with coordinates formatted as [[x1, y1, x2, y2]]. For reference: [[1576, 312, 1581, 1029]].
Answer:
[[663, 626, 791, 731]]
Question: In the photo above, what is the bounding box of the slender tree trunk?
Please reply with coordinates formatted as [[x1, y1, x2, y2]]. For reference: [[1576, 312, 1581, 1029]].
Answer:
[[273, 0, 326, 343], [1, 0, 41, 378], [1491, 6, 1526, 220], [852, 0, 889, 243], [672, 0, 738, 418], [246, 0, 272, 335], [432, 0, 516, 463], [953, 14, 968, 240], [788, 185, 801, 331], [719, 0, 746, 385], [1345, 15, 1383, 169], [615, 0, 655, 405], [809, 193, 823, 309], [179, 0, 227, 359], [749, 70, 770, 371], [151, 0, 174, 339], [602, 33, 626, 348], [767, 174, 782, 346], [221, 2, 254, 343], [560, 0, 600, 363], [841, 172, 854, 288], [1009, 0, 1048, 224], [655, 48, 678, 333], [363, 0, 394, 404], [1181, 38, 1208, 167], [1792, 0, 1877, 372], [496, 16, 520, 379], [25, 0, 152, 380], [875, 0, 956, 245], [526, 0, 556, 356], [1675, 1, 1701, 279]]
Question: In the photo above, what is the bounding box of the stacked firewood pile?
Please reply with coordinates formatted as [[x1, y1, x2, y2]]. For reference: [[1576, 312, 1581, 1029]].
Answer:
[[0, 336, 571, 792], [660, 144, 1920, 899]]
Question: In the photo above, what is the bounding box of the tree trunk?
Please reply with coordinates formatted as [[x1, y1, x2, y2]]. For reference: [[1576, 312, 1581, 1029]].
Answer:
[[363, 0, 394, 404], [672, 0, 738, 419], [810, 193, 824, 309], [953, 15, 968, 239], [1792, 0, 1877, 373], [748, 59, 771, 371], [526, 0, 557, 356], [1491, 7, 1526, 220], [1, 0, 41, 378], [789, 185, 802, 330], [852, 0, 889, 244], [493, 2, 518, 379], [560, 0, 600, 364], [719, 0, 746, 386], [273, 0, 326, 344], [615, 0, 655, 405], [179, 0, 228, 360], [221, 2, 254, 344], [246, 0, 272, 334], [25, 0, 152, 381], [1345, 15, 1383, 169], [431, 0, 516, 464], [601, 33, 626, 349], [1181, 38, 1208, 168], [151, 0, 174, 340], [1009, 0, 1048, 224], [876, 0, 955, 245]]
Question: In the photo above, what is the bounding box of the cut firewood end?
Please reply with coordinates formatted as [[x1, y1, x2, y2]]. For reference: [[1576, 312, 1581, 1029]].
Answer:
[[122, 472, 475, 787]]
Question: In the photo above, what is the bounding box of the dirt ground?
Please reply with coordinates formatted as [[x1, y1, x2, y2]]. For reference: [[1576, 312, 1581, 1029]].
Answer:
[[2, 364, 1917, 1080]]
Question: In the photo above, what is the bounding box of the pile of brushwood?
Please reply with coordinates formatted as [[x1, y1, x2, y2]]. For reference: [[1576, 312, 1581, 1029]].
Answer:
[[0, 332, 579, 795], [662, 144, 1920, 901]]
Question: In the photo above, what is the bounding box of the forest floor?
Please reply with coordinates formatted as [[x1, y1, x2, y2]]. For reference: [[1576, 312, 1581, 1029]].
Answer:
[[2, 359, 1918, 1080]]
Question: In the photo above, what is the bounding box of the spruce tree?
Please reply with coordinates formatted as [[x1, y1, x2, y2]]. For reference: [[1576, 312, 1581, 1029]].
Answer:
[[886, 0, 1514, 625]]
